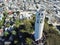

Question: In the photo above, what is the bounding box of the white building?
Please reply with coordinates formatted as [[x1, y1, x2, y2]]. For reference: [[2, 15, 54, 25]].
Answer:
[[34, 8, 45, 41], [0, 29, 3, 36], [0, 13, 3, 20], [4, 41, 11, 45], [34, 0, 40, 3], [20, 11, 32, 19]]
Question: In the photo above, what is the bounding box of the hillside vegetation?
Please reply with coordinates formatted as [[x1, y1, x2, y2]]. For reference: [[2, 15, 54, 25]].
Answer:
[[44, 17, 60, 45]]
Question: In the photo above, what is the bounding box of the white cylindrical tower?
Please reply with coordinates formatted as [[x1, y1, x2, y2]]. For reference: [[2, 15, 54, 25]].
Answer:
[[34, 8, 45, 41]]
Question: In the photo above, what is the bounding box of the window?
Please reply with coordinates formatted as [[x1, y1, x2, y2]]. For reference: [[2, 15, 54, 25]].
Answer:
[[40, 9, 44, 11], [37, 19, 39, 23], [37, 13, 40, 18], [38, 13, 40, 16], [40, 21, 42, 23], [55, 10, 58, 14], [40, 19, 43, 23], [53, 6, 56, 8], [41, 13, 43, 16]]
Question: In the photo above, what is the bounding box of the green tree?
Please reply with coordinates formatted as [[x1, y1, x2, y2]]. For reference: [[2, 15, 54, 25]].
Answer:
[[3, 10, 8, 17], [14, 40, 18, 44], [23, 20, 33, 34], [11, 30, 16, 35], [26, 38, 33, 45], [15, 19, 20, 27], [4, 31, 9, 37], [0, 20, 4, 28], [44, 18, 60, 45]]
